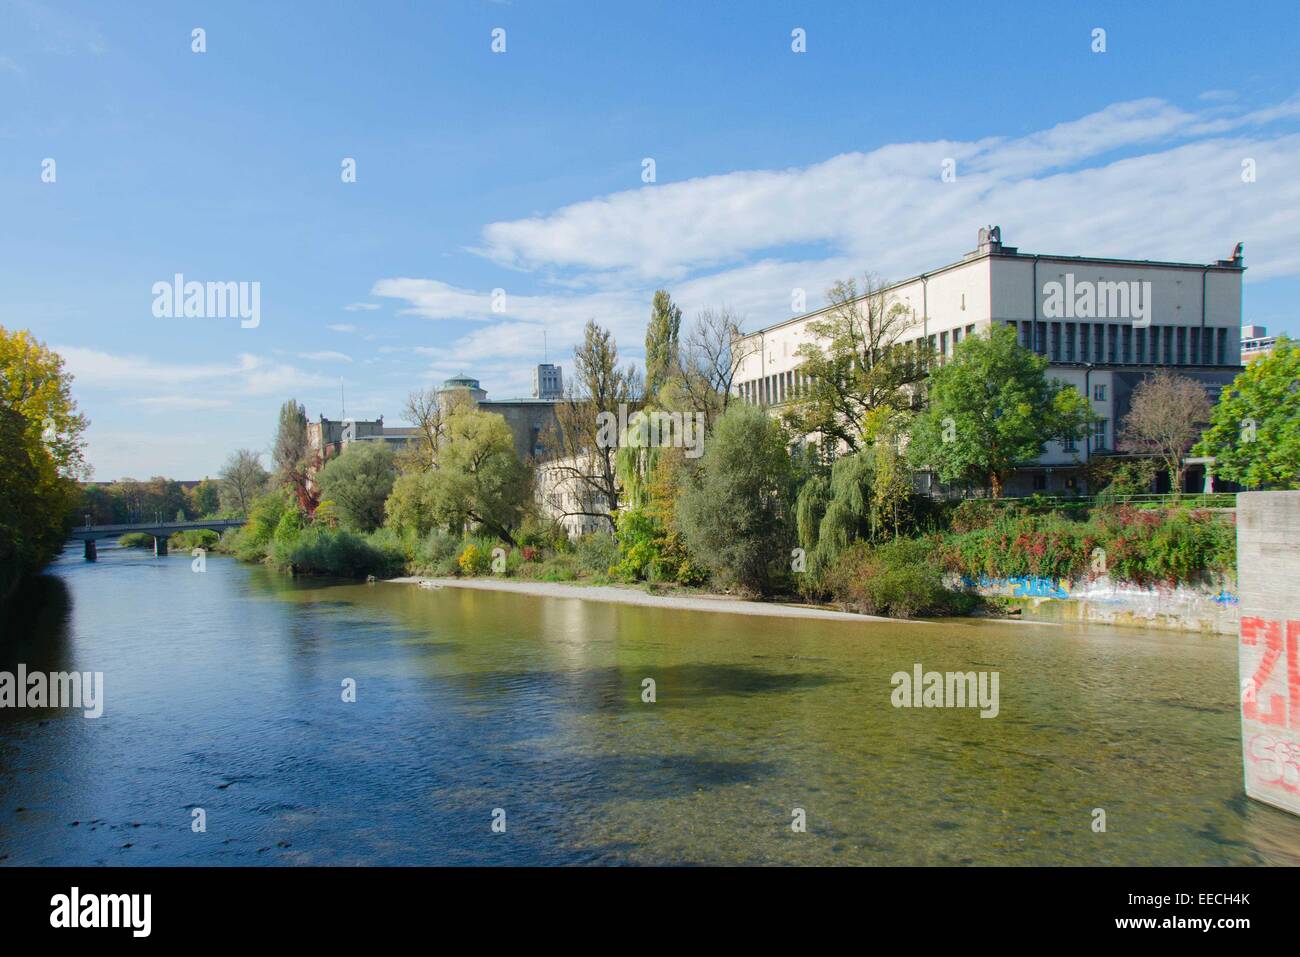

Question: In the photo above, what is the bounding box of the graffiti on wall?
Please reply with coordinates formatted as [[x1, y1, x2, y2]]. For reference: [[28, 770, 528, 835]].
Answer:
[[1241, 617, 1300, 811]]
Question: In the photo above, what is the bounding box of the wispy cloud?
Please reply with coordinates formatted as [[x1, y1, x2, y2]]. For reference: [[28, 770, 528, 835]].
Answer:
[[343, 302, 380, 311], [57, 347, 334, 397], [464, 95, 1300, 288]]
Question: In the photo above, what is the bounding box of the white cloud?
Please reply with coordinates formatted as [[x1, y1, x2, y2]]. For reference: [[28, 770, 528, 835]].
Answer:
[[124, 395, 234, 411], [295, 350, 353, 363], [343, 302, 380, 311], [463, 95, 1300, 296], [327, 323, 356, 333], [57, 347, 334, 397]]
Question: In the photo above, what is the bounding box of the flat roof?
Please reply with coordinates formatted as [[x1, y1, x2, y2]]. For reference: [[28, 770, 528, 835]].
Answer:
[[746, 244, 1244, 338]]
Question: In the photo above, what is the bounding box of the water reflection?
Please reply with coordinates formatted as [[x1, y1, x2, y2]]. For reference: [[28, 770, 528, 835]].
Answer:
[[1, 544, 1299, 865]]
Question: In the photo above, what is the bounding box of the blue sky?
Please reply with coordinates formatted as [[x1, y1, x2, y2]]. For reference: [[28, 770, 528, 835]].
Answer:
[[3, 0, 1299, 479]]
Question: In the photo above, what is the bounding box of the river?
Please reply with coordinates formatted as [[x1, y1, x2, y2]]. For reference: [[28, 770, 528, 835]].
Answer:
[[3, 542, 1300, 866]]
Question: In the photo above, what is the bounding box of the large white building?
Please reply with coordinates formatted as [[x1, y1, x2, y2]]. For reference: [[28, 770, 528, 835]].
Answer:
[[733, 227, 1246, 495]]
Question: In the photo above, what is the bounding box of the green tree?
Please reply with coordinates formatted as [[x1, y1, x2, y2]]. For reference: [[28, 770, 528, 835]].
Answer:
[[403, 407, 531, 545], [782, 275, 926, 453], [675, 403, 795, 595], [1193, 337, 1300, 489], [907, 325, 1093, 497], [317, 442, 396, 532], [644, 290, 682, 401]]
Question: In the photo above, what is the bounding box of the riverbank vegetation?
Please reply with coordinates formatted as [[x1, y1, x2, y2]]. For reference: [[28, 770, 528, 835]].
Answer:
[[42, 282, 1288, 621]]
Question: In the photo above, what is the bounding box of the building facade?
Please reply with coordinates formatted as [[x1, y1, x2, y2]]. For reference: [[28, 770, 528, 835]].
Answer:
[[436, 371, 560, 463], [1241, 324, 1278, 363], [532, 363, 564, 400], [733, 227, 1246, 495]]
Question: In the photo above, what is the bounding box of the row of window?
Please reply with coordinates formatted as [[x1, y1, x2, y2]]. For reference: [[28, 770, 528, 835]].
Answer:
[[737, 324, 980, 406], [1011, 320, 1230, 366]]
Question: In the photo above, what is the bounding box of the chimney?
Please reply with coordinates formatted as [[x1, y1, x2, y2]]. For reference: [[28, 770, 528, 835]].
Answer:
[[1218, 242, 1245, 268]]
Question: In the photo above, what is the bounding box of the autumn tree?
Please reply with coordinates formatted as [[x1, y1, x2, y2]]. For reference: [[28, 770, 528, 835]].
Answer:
[[0, 328, 88, 603], [397, 385, 477, 473], [273, 399, 318, 513], [670, 306, 756, 431], [1118, 371, 1213, 496], [219, 449, 269, 516], [782, 275, 927, 453], [546, 320, 642, 532]]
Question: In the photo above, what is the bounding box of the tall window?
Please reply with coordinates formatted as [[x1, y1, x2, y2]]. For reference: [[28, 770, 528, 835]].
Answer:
[[1094, 418, 1108, 449]]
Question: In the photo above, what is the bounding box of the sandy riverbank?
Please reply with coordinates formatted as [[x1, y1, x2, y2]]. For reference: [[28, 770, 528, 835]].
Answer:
[[386, 575, 933, 625]]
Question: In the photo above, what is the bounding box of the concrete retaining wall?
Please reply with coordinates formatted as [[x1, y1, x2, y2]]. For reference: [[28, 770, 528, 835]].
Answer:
[[1237, 491, 1300, 817], [960, 574, 1239, 635]]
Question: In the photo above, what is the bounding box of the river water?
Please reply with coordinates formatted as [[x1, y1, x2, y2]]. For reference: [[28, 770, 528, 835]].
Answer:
[[2, 542, 1299, 866]]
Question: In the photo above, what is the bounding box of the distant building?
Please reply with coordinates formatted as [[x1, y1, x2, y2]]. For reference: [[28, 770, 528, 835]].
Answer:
[[436, 374, 560, 463], [536, 456, 610, 539], [1241, 324, 1278, 363], [533, 363, 564, 400], [306, 414, 418, 475], [734, 226, 1247, 497]]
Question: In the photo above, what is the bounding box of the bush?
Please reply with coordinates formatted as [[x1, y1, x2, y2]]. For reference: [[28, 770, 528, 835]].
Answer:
[[824, 539, 977, 619], [168, 528, 219, 551], [934, 505, 1234, 586], [457, 541, 493, 576], [275, 527, 403, 579], [575, 531, 620, 577], [118, 532, 153, 548]]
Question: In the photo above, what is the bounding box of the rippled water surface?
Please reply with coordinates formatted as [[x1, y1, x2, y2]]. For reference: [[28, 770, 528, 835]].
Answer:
[[3, 543, 1299, 865]]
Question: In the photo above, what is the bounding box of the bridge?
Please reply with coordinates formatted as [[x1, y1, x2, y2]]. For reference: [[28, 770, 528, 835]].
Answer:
[[69, 519, 246, 560]]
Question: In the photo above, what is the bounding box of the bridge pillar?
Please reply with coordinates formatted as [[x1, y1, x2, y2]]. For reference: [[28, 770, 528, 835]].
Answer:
[[1237, 491, 1300, 817], [153, 535, 168, 557], [84, 539, 97, 562]]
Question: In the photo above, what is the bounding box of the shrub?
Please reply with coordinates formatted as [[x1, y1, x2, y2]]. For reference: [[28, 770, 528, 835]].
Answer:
[[168, 528, 219, 551], [576, 530, 620, 577], [118, 532, 153, 548], [412, 530, 462, 575], [276, 527, 403, 579], [458, 541, 492, 576], [824, 539, 977, 619], [934, 506, 1234, 586]]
